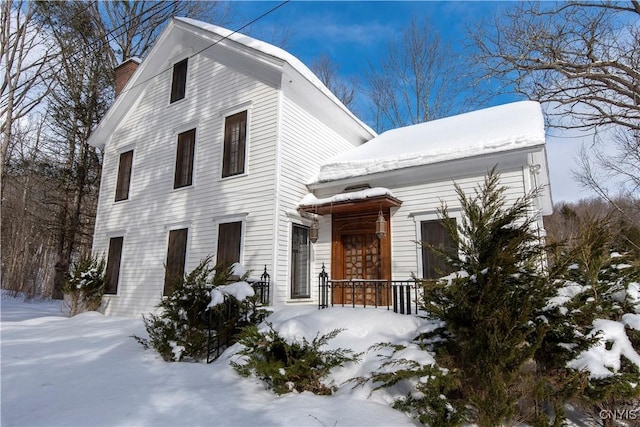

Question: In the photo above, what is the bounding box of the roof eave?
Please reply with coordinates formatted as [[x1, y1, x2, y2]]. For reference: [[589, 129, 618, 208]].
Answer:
[[307, 143, 547, 191]]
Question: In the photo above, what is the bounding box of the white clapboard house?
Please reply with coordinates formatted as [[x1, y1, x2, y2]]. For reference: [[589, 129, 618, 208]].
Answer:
[[89, 17, 553, 317]]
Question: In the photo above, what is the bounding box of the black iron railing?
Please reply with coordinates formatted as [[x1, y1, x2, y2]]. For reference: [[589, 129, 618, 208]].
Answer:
[[318, 264, 421, 315], [205, 266, 270, 363]]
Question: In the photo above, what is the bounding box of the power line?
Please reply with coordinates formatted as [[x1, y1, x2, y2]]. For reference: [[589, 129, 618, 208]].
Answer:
[[119, 1, 290, 98], [12, 1, 290, 107], [10, 1, 178, 96]]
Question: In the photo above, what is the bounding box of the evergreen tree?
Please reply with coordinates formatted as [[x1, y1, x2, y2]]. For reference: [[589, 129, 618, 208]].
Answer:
[[422, 168, 558, 425], [370, 169, 639, 425], [542, 212, 640, 423]]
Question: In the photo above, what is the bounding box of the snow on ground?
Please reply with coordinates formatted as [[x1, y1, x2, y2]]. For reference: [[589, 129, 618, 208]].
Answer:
[[1, 296, 425, 427]]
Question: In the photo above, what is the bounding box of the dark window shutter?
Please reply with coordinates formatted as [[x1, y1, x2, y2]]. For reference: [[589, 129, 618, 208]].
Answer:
[[164, 228, 188, 295], [105, 237, 124, 294], [217, 222, 242, 267], [421, 219, 457, 280], [115, 150, 133, 201], [170, 58, 188, 103], [291, 225, 310, 298], [174, 129, 195, 188], [222, 111, 247, 178]]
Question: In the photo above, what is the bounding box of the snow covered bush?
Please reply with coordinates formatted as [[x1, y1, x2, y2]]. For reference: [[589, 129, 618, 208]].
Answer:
[[398, 169, 640, 425], [231, 324, 361, 395], [134, 257, 265, 362], [362, 343, 463, 427], [415, 169, 561, 425], [541, 213, 640, 420], [63, 255, 105, 316]]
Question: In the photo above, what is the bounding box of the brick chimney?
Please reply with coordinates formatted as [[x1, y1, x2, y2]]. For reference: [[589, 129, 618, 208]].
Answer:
[[114, 57, 141, 98]]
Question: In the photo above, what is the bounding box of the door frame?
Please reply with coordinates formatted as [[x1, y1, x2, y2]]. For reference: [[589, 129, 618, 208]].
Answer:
[[331, 209, 391, 305]]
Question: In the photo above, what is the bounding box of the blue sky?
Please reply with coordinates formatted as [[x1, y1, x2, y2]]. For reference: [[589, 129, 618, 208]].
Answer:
[[232, 1, 507, 75], [226, 1, 598, 203]]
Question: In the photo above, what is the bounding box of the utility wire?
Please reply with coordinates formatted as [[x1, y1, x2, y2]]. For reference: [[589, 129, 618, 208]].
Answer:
[[119, 0, 290, 98], [11, 1, 178, 95]]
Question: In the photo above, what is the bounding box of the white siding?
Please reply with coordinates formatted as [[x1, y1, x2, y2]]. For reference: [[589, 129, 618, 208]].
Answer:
[[272, 97, 363, 305], [388, 168, 527, 280], [93, 50, 279, 317], [304, 167, 528, 291]]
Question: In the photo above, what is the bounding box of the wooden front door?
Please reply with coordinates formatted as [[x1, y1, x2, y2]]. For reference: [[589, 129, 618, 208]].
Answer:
[[332, 210, 391, 306]]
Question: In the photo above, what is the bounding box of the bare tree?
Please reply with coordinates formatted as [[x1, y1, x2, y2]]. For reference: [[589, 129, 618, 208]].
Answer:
[[23, 1, 233, 298], [1, 113, 58, 297], [0, 1, 264, 298], [1, 0, 59, 194], [86, 1, 233, 68], [31, 1, 112, 298], [544, 196, 640, 255], [310, 53, 358, 109], [472, 1, 640, 200], [365, 16, 474, 132]]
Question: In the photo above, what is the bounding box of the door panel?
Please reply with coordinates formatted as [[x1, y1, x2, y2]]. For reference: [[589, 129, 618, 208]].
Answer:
[[332, 210, 391, 306]]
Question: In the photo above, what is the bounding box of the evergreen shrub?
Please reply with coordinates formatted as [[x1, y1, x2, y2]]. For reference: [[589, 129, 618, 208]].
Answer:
[[63, 255, 106, 316], [231, 324, 361, 395], [364, 343, 464, 427], [134, 256, 265, 362], [543, 212, 640, 420], [374, 168, 640, 425]]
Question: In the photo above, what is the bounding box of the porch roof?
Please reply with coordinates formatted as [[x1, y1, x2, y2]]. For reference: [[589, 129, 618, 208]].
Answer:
[[298, 187, 402, 215]]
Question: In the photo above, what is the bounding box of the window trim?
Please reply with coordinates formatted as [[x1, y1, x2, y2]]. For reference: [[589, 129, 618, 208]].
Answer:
[[290, 224, 311, 299], [173, 128, 196, 189], [221, 109, 249, 179], [105, 236, 124, 295], [169, 58, 188, 104], [114, 150, 134, 202]]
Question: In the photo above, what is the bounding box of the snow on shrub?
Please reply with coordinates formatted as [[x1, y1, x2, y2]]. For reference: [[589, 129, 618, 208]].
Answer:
[[568, 319, 640, 379], [63, 255, 106, 316], [207, 281, 255, 309], [231, 323, 361, 395], [543, 212, 640, 415], [134, 257, 265, 362]]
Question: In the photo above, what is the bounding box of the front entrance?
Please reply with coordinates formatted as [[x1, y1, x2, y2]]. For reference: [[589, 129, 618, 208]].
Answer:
[[331, 210, 391, 306]]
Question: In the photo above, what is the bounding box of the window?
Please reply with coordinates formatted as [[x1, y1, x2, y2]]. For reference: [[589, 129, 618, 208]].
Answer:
[[105, 237, 124, 294], [114, 150, 133, 201], [174, 129, 195, 188], [170, 58, 188, 103], [291, 225, 310, 298], [222, 111, 247, 178], [217, 221, 242, 267], [421, 219, 457, 280], [164, 228, 188, 296]]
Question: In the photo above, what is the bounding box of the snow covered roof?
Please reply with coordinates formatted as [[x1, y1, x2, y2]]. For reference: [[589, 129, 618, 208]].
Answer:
[[310, 101, 546, 184], [298, 187, 401, 214], [300, 187, 396, 207], [174, 17, 375, 137]]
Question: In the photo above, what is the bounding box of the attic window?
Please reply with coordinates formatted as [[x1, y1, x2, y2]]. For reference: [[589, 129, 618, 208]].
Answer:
[[170, 58, 188, 103]]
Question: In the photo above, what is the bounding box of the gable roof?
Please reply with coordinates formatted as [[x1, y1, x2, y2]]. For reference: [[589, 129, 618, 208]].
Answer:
[[88, 17, 375, 149], [309, 101, 546, 184]]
